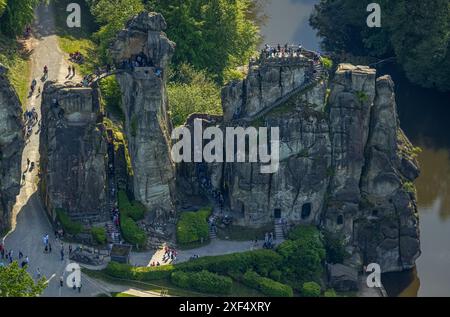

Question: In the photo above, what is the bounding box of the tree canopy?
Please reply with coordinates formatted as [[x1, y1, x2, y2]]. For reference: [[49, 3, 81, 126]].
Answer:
[[310, 0, 450, 91], [0, 262, 47, 297], [145, 0, 262, 82], [0, 0, 41, 37]]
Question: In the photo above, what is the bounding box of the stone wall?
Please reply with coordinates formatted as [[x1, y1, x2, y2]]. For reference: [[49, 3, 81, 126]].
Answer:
[[0, 65, 25, 232]]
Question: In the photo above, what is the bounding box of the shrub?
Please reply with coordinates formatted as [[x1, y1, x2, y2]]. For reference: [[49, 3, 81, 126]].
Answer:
[[105, 262, 134, 279], [56, 208, 83, 235], [170, 270, 232, 295], [175, 249, 283, 276], [324, 289, 337, 297], [269, 270, 282, 282], [278, 226, 326, 286], [301, 281, 321, 297], [118, 190, 146, 221], [320, 56, 333, 70], [105, 262, 174, 281], [168, 64, 222, 127], [243, 271, 293, 297], [176, 207, 212, 245], [99, 75, 124, 121], [91, 227, 107, 245], [120, 217, 146, 248], [132, 265, 174, 281], [323, 232, 346, 264]]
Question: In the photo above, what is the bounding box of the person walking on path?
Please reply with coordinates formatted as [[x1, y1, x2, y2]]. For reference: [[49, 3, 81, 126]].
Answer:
[[60, 247, 64, 261]]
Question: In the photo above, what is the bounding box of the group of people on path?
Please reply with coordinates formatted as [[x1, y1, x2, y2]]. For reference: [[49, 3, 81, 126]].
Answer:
[[0, 242, 30, 268], [23, 107, 39, 140], [262, 232, 275, 249]]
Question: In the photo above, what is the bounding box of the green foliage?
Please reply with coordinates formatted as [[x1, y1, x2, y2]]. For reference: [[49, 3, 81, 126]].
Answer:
[[278, 226, 326, 287], [176, 207, 212, 245], [56, 208, 83, 235], [120, 216, 146, 248], [89, 0, 144, 62], [118, 190, 146, 221], [242, 270, 293, 297], [171, 270, 233, 295], [168, 63, 222, 127], [323, 232, 346, 264], [146, 0, 261, 82], [99, 75, 124, 121], [403, 181, 417, 196], [0, 0, 6, 17], [324, 289, 337, 297], [0, 35, 31, 106], [0, 262, 47, 297], [301, 281, 321, 297], [310, 0, 450, 91], [175, 249, 283, 277], [321, 56, 333, 70], [91, 227, 107, 245], [105, 262, 175, 281], [0, 0, 40, 37]]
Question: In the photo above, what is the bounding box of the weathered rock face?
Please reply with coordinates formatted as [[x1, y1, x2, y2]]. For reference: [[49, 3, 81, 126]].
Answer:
[[178, 63, 420, 272], [111, 12, 176, 216], [0, 65, 24, 232], [39, 82, 108, 223]]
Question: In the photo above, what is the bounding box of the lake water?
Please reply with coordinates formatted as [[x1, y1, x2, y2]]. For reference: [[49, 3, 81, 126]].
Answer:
[[263, 0, 450, 297]]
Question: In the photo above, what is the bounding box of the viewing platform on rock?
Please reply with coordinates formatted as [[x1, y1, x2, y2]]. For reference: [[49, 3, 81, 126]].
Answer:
[[222, 46, 328, 123]]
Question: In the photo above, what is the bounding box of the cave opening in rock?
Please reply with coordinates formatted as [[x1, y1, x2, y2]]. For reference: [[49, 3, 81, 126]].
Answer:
[[372, 209, 379, 217], [274, 208, 281, 219], [337, 215, 344, 225], [301, 203, 312, 219]]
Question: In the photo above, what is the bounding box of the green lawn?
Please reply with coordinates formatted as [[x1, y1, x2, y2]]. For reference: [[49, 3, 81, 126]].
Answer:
[[52, 0, 100, 76], [0, 35, 31, 108]]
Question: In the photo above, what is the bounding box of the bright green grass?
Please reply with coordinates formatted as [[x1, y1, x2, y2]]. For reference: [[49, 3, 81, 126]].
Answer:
[[0, 35, 31, 108]]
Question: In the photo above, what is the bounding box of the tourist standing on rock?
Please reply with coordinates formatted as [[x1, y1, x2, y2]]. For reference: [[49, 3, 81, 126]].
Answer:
[[60, 276, 64, 288], [72, 66, 76, 77], [36, 268, 41, 279]]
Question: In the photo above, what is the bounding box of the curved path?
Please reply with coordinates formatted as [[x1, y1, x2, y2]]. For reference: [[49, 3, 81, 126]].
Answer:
[[1, 3, 102, 297]]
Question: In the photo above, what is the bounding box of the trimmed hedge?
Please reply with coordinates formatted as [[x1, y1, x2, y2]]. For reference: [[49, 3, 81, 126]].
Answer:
[[91, 227, 107, 245], [171, 270, 233, 295], [118, 190, 146, 221], [243, 270, 293, 297], [301, 281, 321, 297], [175, 249, 283, 276], [176, 207, 211, 245], [120, 216, 146, 248], [105, 262, 174, 281], [56, 208, 83, 235]]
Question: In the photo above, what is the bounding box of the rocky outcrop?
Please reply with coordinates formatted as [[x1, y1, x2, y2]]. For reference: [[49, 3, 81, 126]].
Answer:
[[178, 62, 420, 272], [0, 64, 25, 232], [111, 12, 176, 217], [39, 82, 108, 223]]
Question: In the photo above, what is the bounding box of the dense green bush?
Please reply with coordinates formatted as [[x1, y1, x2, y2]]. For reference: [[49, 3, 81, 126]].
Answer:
[[324, 289, 337, 297], [277, 226, 326, 286], [0, 0, 40, 37], [175, 249, 283, 276], [118, 190, 146, 221], [91, 227, 107, 245], [120, 216, 146, 248], [168, 63, 222, 127], [171, 270, 233, 295], [243, 271, 293, 297], [99, 75, 124, 121], [323, 232, 346, 264], [301, 281, 321, 297], [176, 207, 211, 245], [56, 208, 83, 235], [105, 262, 175, 281]]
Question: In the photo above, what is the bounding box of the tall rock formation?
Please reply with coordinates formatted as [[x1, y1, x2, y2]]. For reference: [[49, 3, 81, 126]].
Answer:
[[0, 64, 25, 233], [110, 12, 176, 216], [178, 62, 420, 273], [39, 82, 108, 223]]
